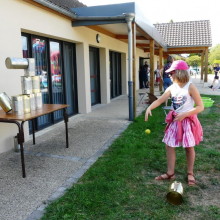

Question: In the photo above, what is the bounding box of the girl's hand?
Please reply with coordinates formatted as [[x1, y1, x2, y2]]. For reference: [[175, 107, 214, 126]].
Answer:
[[145, 108, 152, 121], [173, 112, 187, 122]]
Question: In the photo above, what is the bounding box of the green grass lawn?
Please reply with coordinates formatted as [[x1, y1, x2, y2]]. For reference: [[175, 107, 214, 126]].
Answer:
[[42, 95, 220, 220]]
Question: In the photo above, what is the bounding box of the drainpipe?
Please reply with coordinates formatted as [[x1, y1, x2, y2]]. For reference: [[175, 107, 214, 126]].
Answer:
[[124, 13, 135, 121]]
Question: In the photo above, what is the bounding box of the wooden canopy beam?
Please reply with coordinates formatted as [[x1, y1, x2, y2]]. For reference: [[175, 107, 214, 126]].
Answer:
[[116, 35, 147, 40], [150, 39, 155, 94], [137, 43, 150, 47], [205, 47, 208, 82], [145, 49, 203, 54], [163, 51, 203, 55], [167, 47, 206, 52], [201, 51, 204, 81], [159, 47, 163, 92]]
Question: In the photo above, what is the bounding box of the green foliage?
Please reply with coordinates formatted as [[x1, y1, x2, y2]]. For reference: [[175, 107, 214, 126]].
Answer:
[[169, 19, 174, 23], [186, 55, 201, 66], [173, 54, 185, 60], [214, 59, 220, 64], [189, 53, 201, 57], [209, 44, 220, 64]]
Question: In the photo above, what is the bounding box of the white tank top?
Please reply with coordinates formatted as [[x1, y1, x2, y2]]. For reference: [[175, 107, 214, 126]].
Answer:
[[170, 82, 194, 113]]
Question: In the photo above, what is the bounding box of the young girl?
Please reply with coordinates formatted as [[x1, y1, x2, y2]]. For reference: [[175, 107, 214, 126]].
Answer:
[[145, 60, 204, 186]]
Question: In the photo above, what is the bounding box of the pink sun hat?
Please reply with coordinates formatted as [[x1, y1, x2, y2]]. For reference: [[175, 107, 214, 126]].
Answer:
[[165, 60, 188, 72]]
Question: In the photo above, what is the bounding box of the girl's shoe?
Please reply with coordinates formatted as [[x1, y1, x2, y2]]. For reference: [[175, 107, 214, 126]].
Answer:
[[213, 87, 215, 91], [187, 173, 196, 186], [155, 172, 175, 181]]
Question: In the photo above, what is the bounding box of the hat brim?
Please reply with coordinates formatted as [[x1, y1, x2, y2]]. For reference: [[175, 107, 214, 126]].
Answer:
[[165, 67, 175, 73]]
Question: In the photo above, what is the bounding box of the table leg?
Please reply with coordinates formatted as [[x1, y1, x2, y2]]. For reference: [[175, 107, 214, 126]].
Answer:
[[0, 119, 26, 178], [64, 108, 69, 148], [32, 119, 35, 145], [20, 121, 26, 178]]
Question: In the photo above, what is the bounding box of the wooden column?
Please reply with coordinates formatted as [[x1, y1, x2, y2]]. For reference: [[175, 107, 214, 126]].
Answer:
[[132, 23, 136, 118], [205, 47, 208, 82], [159, 47, 163, 92], [150, 39, 154, 94], [201, 51, 204, 81]]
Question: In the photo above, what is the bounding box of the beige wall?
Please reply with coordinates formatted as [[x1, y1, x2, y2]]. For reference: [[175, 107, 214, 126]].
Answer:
[[0, 0, 149, 153]]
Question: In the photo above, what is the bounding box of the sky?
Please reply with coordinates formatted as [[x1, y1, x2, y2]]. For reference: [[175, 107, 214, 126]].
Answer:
[[80, 0, 220, 48]]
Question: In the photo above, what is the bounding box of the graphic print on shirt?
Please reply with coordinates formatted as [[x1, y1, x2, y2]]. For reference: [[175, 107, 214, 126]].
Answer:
[[172, 95, 187, 111]]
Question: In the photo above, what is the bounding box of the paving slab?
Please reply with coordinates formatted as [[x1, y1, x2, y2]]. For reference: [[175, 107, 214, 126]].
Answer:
[[25, 117, 127, 159], [0, 152, 83, 220]]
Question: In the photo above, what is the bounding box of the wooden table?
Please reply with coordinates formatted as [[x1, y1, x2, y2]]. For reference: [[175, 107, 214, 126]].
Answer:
[[0, 104, 69, 178]]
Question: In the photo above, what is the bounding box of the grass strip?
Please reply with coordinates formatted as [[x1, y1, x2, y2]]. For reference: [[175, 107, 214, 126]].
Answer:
[[42, 94, 220, 220]]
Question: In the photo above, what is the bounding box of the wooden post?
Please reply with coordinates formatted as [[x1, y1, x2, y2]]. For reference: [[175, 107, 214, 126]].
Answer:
[[159, 47, 163, 92], [201, 51, 204, 81], [132, 23, 136, 118], [150, 39, 154, 94], [205, 47, 208, 82]]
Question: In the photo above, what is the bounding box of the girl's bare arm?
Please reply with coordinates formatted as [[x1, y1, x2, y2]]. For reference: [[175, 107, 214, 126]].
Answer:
[[145, 88, 171, 121]]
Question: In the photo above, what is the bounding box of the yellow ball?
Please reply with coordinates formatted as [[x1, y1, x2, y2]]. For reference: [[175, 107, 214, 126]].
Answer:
[[145, 129, 151, 134]]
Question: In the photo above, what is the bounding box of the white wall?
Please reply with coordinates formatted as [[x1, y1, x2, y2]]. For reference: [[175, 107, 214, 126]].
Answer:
[[0, 0, 147, 153]]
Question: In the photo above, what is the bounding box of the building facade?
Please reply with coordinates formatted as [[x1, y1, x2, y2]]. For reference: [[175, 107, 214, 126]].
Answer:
[[0, 0, 160, 153]]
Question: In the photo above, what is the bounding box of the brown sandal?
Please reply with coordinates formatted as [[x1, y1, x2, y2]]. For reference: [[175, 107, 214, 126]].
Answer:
[[155, 172, 175, 181], [187, 173, 196, 186]]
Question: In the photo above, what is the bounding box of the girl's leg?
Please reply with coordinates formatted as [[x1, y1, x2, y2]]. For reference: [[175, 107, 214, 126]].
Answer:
[[185, 147, 195, 182], [155, 145, 176, 180]]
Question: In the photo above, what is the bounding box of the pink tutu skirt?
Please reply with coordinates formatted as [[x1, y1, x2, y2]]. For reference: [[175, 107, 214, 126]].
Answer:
[[162, 118, 202, 148]]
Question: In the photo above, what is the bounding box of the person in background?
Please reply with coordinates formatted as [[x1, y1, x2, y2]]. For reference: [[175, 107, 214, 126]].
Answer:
[[209, 63, 220, 89], [160, 55, 174, 106], [139, 65, 144, 89], [146, 64, 150, 88], [212, 70, 220, 91], [154, 65, 160, 86], [187, 65, 193, 82], [139, 65, 149, 88]]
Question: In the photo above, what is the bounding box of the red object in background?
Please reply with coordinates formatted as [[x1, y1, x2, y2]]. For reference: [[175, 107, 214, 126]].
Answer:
[[50, 51, 60, 75], [54, 75, 61, 82]]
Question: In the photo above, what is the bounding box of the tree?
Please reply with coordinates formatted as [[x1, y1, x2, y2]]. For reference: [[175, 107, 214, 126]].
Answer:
[[186, 55, 201, 66], [208, 44, 220, 64], [189, 53, 201, 57], [169, 19, 173, 23]]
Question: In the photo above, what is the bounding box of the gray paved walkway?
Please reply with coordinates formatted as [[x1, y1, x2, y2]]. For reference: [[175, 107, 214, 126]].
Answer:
[[0, 74, 218, 220]]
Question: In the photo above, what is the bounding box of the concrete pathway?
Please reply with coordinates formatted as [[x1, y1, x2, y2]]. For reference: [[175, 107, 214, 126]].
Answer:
[[0, 74, 218, 220]]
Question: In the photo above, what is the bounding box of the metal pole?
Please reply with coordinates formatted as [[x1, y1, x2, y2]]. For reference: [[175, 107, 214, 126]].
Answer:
[[125, 13, 135, 121]]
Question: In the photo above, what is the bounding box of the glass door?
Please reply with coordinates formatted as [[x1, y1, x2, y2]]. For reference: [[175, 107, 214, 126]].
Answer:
[[89, 47, 100, 105], [32, 37, 52, 129], [63, 42, 78, 116], [109, 51, 122, 99], [50, 41, 64, 122]]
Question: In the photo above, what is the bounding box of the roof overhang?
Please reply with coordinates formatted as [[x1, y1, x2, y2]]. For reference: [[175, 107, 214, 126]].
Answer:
[[70, 2, 167, 50]]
